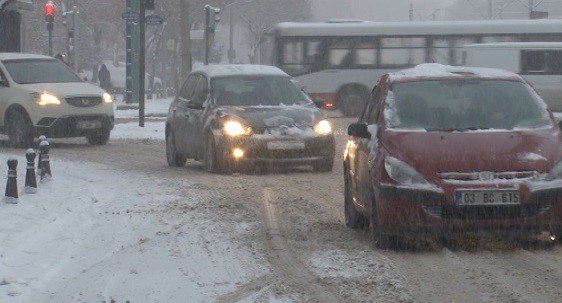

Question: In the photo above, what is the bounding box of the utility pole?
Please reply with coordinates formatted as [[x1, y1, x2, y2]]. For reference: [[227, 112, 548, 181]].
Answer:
[[180, 0, 192, 79]]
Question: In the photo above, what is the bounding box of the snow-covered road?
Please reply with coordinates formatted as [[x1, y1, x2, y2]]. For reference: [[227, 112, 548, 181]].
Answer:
[[1, 117, 562, 302]]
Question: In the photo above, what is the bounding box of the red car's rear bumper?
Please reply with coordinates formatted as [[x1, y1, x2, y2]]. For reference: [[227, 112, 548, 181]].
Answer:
[[375, 184, 562, 235]]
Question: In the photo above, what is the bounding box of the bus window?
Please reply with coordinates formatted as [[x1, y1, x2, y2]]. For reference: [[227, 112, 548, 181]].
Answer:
[[482, 36, 519, 43], [329, 40, 353, 68], [451, 38, 478, 65], [430, 39, 450, 64], [355, 41, 377, 66], [550, 51, 562, 74], [380, 37, 426, 67], [283, 41, 303, 65], [522, 51, 548, 74]]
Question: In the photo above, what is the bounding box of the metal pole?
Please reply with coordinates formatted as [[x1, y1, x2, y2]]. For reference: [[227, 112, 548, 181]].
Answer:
[[204, 5, 210, 66], [125, 0, 133, 103], [47, 23, 53, 56], [229, 6, 235, 63], [139, 0, 146, 127], [180, 0, 192, 78]]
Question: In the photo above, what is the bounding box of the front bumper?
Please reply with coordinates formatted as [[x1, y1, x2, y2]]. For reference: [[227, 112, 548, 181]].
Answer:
[[375, 183, 562, 235], [35, 114, 114, 138], [214, 132, 335, 165]]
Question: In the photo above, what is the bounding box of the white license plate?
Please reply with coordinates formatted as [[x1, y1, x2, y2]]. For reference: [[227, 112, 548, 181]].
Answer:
[[267, 141, 305, 150], [77, 120, 102, 129], [455, 190, 520, 205]]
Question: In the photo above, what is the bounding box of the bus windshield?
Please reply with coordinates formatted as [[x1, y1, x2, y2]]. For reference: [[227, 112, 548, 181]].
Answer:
[[387, 80, 552, 131], [211, 76, 308, 107]]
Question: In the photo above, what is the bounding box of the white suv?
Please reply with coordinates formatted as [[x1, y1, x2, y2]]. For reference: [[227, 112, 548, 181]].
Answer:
[[0, 53, 114, 147]]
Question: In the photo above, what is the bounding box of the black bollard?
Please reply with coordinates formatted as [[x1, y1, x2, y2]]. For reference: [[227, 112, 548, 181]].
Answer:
[[25, 149, 38, 194], [40, 141, 52, 182], [37, 135, 47, 176], [5, 158, 18, 204]]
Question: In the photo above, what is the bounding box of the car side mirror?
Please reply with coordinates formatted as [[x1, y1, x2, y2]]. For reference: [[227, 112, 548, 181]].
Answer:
[[187, 100, 204, 110], [348, 123, 371, 139], [313, 98, 325, 108]]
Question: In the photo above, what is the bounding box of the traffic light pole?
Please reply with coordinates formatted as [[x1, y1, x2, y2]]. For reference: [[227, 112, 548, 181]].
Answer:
[[125, 0, 133, 104], [47, 23, 53, 56]]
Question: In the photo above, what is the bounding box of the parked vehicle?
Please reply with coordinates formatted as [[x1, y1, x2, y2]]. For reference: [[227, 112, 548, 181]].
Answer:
[[344, 63, 562, 247], [271, 19, 562, 117], [463, 42, 562, 112], [0, 53, 114, 147], [166, 64, 335, 173]]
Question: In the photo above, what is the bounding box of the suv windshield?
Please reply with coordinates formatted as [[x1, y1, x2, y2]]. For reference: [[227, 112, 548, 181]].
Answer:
[[387, 80, 552, 131], [3, 59, 82, 84], [211, 76, 307, 106]]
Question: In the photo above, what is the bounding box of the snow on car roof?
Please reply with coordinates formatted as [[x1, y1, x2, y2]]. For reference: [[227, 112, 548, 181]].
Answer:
[[0, 53, 54, 61], [388, 63, 520, 82], [193, 64, 288, 78], [463, 42, 562, 49]]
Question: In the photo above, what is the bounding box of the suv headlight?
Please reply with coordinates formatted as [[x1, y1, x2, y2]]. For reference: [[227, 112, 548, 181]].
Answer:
[[223, 120, 252, 137], [313, 120, 332, 135], [384, 156, 431, 186], [103, 92, 113, 103], [36, 92, 61, 106]]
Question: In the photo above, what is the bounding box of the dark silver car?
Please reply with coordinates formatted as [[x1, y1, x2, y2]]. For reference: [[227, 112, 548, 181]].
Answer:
[[165, 65, 335, 173]]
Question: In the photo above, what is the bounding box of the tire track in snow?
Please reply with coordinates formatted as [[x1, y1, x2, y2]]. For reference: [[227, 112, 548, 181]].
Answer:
[[259, 187, 340, 303]]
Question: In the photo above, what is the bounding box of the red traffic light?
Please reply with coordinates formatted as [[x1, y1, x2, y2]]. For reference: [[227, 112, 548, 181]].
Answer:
[[45, 1, 55, 22]]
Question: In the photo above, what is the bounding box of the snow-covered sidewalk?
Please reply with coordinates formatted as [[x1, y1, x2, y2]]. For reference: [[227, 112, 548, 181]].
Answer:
[[0, 155, 265, 302], [112, 122, 165, 140]]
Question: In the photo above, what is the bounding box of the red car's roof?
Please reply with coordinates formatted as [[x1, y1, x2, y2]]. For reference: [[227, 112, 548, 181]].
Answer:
[[388, 63, 521, 84]]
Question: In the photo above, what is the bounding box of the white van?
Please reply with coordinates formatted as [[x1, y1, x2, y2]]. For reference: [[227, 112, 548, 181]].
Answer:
[[463, 42, 562, 111]]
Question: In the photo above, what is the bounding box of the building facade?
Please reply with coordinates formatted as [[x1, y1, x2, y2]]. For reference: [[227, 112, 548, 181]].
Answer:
[[0, 0, 34, 52]]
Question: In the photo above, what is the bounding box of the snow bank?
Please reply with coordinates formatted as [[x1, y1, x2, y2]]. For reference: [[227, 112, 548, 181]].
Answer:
[[112, 122, 165, 140], [0, 157, 266, 302], [519, 152, 547, 162]]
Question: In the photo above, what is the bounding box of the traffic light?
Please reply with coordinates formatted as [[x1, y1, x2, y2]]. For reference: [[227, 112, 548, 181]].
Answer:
[[145, 0, 155, 10], [45, 1, 55, 23]]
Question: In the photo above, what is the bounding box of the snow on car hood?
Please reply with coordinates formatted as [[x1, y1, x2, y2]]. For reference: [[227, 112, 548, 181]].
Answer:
[[383, 128, 562, 177], [19, 82, 106, 98], [218, 104, 322, 128]]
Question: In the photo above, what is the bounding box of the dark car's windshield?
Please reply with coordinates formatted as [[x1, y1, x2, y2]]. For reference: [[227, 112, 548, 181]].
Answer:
[[211, 76, 308, 106], [387, 80, 552, 131], [3, 59, 82, 84]]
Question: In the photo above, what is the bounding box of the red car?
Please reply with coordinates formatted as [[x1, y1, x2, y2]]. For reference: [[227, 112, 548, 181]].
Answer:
[[344, 63, 562, 246]]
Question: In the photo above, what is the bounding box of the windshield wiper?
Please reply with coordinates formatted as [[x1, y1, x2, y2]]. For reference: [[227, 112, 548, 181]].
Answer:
[[427, 126, 492, 132]]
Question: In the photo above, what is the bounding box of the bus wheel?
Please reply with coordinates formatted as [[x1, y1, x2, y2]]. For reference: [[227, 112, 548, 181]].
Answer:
[[339, 87, 367, 117]]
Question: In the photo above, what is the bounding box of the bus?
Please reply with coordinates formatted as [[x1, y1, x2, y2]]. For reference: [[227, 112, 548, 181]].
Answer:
[[463, 42, 562, 111], [271, 19, 562, 116]]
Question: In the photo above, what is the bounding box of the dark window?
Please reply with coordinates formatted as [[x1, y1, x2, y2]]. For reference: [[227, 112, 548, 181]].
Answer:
[[193, 75, 209, 102], [211, 76, 307, 106], [366, 86, 383, 124], [521, 50, 562, 75], [179, 74, 198, 99]]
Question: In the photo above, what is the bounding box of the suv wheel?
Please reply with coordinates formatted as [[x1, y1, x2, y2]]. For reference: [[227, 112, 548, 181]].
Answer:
[[344, 168, 367, 229], [166, 130, 186, 167], [7, 109, 34, 148], [86, 129, 110, 145]]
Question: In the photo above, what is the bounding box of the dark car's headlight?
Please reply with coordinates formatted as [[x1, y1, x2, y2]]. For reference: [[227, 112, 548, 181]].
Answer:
[[223, 120, 252, 137], [313, 120, 332, 135]]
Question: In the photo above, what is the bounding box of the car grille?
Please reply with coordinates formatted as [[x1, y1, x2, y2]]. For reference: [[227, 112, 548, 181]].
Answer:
[[66, 96, 102, 108], [423, 204, 551, 220], [438, 171, 538, 182]]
